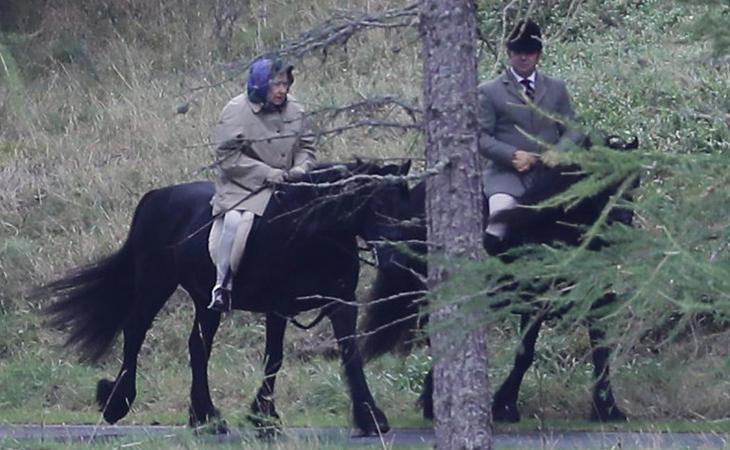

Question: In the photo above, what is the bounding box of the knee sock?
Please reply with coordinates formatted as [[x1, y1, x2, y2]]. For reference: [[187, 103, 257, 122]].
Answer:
[[485, 193, 517, 240], [214, 210, 242, 290], [229, 211, 255, 276]]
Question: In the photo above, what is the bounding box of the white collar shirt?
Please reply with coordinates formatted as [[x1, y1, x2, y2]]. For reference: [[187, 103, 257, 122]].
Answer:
[[510, 68, 537, 91]]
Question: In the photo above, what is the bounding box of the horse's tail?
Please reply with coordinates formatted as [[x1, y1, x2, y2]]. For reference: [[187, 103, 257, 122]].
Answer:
[[39, 191, 154, 362], [360, 264, 427, 362]]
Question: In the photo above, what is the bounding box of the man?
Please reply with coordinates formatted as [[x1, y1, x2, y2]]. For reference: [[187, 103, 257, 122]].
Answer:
[[208, 58, 316, 311], [478, 19, 584, 253]]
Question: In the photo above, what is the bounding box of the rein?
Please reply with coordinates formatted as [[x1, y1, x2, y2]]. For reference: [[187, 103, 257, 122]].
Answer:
[[276, 302, 342, 330]]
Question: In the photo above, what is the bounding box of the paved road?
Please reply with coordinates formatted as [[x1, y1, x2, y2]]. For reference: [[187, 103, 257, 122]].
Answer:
[[1, 424, 729, 449]]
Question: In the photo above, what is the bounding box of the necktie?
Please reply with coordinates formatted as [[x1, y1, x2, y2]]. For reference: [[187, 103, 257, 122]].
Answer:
[[520, 79, 534, 100]]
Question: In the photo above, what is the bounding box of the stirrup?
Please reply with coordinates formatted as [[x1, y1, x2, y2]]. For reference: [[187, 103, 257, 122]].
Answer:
[[208, 286, 232, 312], [482, 231, 506, 256]]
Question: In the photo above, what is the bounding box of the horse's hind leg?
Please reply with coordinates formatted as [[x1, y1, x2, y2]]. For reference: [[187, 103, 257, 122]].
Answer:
[[248, 313, 286, 434], [588, 293, 627, 422], [329, 305, 390, 436], [417, 369, 434, 420], [187, 304, 224, 430], [492, 313, 544, 422], [97, 270, 176, 424]]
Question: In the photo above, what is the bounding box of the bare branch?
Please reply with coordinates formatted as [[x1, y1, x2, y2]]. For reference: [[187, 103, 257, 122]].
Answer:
[[306, 96, 422, 123], [182, 94, 422, 161], [184, 114, 423, 177], [182, 118, 421, 153], [494, 0, 520, 74], [271, 2, 419, 62], [296, 289, 428, 309], [189, 2, 420, 94], [280, 159, 448, 189], [550, 0, 586, 43]]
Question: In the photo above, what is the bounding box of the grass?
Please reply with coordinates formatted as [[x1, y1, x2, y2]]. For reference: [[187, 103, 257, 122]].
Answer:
[[0, 433, 432, 450], [0, 316, 727, 432]]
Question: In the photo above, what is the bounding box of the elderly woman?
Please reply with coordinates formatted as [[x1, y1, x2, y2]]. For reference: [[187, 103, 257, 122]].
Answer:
[[208, 58, 316, 311]]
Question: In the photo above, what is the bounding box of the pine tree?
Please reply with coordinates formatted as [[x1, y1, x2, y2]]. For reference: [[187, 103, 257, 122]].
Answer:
[[421, 0, 493, 448]]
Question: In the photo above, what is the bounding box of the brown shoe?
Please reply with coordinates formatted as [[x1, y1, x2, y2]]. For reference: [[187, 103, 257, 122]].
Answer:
[[208, 287, 231, 312]]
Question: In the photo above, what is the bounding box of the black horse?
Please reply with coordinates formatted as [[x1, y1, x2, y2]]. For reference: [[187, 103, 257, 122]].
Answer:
[[39, 160, 411, 436], [361, 137, 638, 423]]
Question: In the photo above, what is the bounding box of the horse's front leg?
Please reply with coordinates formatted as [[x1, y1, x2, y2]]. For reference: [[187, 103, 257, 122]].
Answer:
[[588, 294, 627, 422], [492, 313, 544, 422], [248, 313, 287, 434], [188, 305, 225, 432], [329, 304, 390, 436]]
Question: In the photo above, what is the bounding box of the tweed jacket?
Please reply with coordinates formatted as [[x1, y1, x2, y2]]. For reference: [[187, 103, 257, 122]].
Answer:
[[478, 70, 584, 198], [211, 94, 316, 216]]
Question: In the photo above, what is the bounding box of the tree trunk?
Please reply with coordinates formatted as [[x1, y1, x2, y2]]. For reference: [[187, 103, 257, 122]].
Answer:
[[420, 0, 492, 449]]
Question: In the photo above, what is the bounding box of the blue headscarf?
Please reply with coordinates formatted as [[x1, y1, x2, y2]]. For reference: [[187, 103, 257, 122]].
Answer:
[[246, 58, 294, 108]]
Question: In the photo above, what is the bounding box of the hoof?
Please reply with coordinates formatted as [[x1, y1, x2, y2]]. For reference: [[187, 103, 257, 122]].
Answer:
[[416, 394, 434, 420], [353, 402, 390, 436], [192, 419, 229, 435], [189, 406, 227, 433], [417, 371, 434, 420], [253, 424, 282, 440], [248, 397, 282, 437], [247, 414, 282, 440], [246, 411, 281, 429], [590, 405, 628, 422], [96, 378, 132, 424], [492, 401, 520, 423]]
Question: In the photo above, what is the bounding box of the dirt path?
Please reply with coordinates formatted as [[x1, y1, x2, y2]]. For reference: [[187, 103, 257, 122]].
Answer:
[[1, 424, 728, 449]]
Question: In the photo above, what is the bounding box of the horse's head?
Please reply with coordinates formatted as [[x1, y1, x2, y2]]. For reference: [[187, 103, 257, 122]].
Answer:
[[340, 159, 419, 273], [278, 159, 412, 246], [346, 159, 413, 244]]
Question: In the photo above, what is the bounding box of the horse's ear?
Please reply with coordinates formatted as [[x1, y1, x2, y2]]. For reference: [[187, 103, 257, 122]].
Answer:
[[398, 159, 412, 176], [625, 135, 639, 150], [580, 134, 592, 149], [605, 135, 621, 149], [605, 135, 639, 151]]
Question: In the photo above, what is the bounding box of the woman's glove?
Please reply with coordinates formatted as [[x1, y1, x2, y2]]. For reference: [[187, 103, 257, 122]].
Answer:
[[285, 166, 307, 181], [265, 169, 286, 184]]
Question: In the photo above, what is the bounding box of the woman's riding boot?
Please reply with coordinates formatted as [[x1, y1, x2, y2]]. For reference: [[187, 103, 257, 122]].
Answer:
[[208, 286, 232, 312]]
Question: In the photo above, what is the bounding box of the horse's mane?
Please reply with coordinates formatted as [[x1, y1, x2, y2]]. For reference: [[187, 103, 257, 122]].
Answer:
[[288, 160, 399, 185], [263, 159, 410, 233]]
